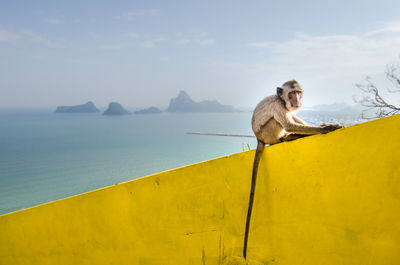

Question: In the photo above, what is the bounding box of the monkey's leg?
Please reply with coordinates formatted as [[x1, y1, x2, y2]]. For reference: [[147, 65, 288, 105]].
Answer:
[[281, 133, 310, 142]]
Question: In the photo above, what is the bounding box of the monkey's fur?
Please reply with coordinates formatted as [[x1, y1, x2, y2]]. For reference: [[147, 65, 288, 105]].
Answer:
[[243, 80, 342, 258]]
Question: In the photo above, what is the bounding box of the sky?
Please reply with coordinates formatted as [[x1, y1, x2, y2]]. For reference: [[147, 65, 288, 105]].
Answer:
[[1, 0, 400, 109]]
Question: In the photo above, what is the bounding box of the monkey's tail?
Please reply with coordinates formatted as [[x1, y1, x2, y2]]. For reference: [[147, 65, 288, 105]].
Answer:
[[243, 140, 265, 259]]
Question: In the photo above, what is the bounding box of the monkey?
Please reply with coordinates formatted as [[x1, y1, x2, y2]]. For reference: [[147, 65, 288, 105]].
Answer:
[[242, 80, 343, 258]]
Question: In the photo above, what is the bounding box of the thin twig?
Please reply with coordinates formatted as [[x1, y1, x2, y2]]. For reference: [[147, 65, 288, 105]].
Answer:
[[354, 60, 400, 119]]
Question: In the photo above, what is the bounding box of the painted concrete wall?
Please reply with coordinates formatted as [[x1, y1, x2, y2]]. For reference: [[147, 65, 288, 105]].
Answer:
[[1, 115, 400, 265]]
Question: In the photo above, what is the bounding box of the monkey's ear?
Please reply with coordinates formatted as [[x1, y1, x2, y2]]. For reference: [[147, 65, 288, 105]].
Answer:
[[276, 87, 283, 96]]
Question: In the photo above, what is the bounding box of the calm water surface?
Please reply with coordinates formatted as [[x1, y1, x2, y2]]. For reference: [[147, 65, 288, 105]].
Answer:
[[0, 109, 255, 214]]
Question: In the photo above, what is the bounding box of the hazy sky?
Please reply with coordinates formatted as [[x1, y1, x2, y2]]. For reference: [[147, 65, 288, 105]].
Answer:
[[1, 0, 400, 108]]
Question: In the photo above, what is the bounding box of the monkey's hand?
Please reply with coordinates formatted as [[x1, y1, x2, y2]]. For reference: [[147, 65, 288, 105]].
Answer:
[[320, 124, 343, 134]]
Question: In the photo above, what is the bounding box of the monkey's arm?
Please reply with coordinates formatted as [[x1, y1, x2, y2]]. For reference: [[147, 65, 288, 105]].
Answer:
[[274, 110, 323, 134], [292, 115, 308, 125]]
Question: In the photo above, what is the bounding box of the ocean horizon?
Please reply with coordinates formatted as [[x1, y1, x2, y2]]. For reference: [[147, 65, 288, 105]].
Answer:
[[0, 107, 362, 215], [0, 109, 255, 215]]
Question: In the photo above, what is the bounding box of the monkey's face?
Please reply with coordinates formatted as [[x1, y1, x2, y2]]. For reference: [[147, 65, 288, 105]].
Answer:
[[277, 80, 303, 111], [286, 90, 302, 111]]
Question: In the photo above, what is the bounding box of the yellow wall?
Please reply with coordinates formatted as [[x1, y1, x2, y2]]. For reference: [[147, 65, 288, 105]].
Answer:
[[1, 115, 400, 265]]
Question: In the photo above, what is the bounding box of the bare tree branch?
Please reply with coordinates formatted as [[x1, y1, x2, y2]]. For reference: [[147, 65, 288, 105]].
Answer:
[[354, 58, 400, 119], [386, 62, 400, 92]]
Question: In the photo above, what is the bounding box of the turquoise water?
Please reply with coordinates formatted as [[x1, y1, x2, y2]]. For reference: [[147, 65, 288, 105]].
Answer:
[[0, 109, 255, 214]]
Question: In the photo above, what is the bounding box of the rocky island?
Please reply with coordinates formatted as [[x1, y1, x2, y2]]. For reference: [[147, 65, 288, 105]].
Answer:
[[166, 91, 236, 113], [134, 107, 162, 114], [55, 101, 99, 113], [103, 102, 131, 115]]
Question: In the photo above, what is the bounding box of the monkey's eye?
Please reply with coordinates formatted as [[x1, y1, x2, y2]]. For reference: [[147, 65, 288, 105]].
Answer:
[[289, 91, 302, 98]]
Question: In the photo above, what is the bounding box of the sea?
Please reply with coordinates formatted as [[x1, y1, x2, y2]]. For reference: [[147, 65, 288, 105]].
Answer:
[[0, 108, 362, 215], [0, 109, 256, 215]]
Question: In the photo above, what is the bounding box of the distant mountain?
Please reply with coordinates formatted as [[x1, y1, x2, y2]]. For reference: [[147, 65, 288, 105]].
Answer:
[[298, 103, 363, 126], [304, 103, 363, 117], [166, 91, 236, 113], [134, 106, 162, 114], [55, 101, 99, 113], [103, 102, 131, 115], [310, 103, 363, 112]]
